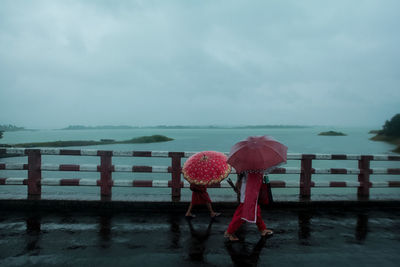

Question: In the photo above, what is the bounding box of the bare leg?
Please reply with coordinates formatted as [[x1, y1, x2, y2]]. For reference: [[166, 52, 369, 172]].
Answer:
[[206, 203, 220, 218], [185, 203, 195, 217]]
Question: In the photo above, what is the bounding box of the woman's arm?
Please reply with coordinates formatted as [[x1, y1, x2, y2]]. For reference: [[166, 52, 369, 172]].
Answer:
[[235, 173, 244, 202]]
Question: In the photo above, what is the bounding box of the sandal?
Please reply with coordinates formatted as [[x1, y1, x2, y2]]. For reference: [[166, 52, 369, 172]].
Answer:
[[261, 229, 274, 237], [211, 212, 221, 218], [224, 231, 239, 242]]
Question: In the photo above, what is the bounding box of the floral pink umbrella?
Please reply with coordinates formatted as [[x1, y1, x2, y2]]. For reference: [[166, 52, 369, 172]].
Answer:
[[182, 151, 232, 185]]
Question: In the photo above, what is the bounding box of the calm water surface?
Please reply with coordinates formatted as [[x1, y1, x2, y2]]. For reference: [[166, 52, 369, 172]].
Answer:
[[1, 127, 399, 201]]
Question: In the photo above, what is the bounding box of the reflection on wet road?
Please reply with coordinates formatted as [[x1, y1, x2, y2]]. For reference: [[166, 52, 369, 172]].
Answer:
[[1, 206, 400, 266]]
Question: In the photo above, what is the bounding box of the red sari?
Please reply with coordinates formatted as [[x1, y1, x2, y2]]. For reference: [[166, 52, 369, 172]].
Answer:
[[226, 172, 267, 234], [190, 184, 212, 205]]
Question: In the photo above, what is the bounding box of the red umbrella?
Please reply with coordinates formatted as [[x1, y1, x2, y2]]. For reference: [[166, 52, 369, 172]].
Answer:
[[227, 135, 287, 173], [182, 151, 232, 185]]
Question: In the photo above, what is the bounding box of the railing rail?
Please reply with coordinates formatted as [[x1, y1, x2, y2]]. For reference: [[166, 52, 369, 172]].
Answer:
[[1, 148, 399, 201]]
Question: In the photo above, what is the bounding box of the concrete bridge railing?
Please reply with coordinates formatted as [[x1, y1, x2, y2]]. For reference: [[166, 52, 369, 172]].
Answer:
[[1, 148, 399, 201]]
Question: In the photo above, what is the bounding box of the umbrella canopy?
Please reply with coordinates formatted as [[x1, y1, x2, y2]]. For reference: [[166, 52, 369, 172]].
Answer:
[[227, 135, 287, 173], [182, 151, 232, 185]]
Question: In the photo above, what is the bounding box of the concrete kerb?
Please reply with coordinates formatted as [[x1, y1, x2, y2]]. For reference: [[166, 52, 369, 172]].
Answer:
[[0, 199, 399, 215]]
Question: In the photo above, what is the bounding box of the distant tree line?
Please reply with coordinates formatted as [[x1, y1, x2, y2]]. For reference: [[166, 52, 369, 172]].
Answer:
[[379, 114, 400, 137], [63, 125, 138, 130], [0, 124, 25, 132], [371, 113, 400, 153]]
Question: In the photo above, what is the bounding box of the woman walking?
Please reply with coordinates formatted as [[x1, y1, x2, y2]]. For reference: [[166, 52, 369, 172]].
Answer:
[[224, 136, 287, 241], [185, 184, 220, 218], [182, 151, 231, 219], [224, 172, 273, 241]]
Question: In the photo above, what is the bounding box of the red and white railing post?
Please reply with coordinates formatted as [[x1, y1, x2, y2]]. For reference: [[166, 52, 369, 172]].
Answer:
[[98, 151, 113, 201], [300, 154, 314, 200], [27, 149, 41, 199], [358, 155, 372, 199], [169, 152, 184, 201]]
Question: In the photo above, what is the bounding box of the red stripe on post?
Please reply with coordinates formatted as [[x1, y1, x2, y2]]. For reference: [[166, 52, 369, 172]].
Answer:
[[133, 151, 152, 157], [133, 180, 153, 187], [388, 181, 400, 187], [168, 180, 184, 188], [331, 154, 347, 160], [330, 181, 347, 187], [59, 164, 80, 171], [270, 181, 286, 188], [271, 168, 286, 174], [60, 179, 80, 186], [97, 150, 110, 156], [133, 166, 153, 172], [302, 154, 316, 159], [98, 151, 113, 199], [388, 168, 400, 174], [208, 183, 221, 188], [168, 152, 185, 157], [60, 150, 81, 155], [27, 149, 41, 196], [96, 179, 114, 186], [0, 178, 6, 185], [361, 169, 372, 174], [97, 165, 114, 172], [331, 168, 348, 174]]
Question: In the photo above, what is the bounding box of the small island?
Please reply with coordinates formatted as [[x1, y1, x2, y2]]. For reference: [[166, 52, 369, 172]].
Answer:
[[318, 131, 347, 136], [370, 114, 400, 153], [0, 135, 174, 148]]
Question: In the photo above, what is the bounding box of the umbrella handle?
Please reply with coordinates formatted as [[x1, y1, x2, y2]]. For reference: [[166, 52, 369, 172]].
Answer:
[[227, 178, 238, 193]]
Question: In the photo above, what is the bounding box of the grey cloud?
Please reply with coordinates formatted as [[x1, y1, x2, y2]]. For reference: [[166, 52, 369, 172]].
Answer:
[[0, 0, 399, 128]]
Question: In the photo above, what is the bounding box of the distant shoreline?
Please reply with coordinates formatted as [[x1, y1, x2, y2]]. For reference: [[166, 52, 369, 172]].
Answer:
[[61, 125, 312, 130], [370, 134, 400, 153], [0, 135, 174, 148]]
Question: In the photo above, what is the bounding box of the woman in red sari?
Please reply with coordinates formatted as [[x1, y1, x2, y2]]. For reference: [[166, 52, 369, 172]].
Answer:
[[185, 184, 221, 218], [224, 172, 273, 241]]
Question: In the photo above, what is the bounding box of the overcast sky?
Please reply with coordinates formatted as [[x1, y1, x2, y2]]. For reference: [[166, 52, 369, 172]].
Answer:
[[0, 0, 399, 129]]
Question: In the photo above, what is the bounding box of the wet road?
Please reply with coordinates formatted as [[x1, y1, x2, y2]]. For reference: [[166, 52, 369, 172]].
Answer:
[[1, 205, 400, 267]]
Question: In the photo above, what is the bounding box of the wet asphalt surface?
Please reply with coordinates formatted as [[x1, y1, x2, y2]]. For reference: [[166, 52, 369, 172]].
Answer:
[[1, 205, 400, 267]]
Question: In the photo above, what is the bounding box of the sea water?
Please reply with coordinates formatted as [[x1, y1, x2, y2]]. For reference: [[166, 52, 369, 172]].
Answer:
[[0, 127, 399, 201]]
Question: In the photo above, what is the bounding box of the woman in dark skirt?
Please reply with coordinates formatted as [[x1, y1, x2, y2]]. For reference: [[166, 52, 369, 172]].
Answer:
[[185, 184, 221, 218]]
